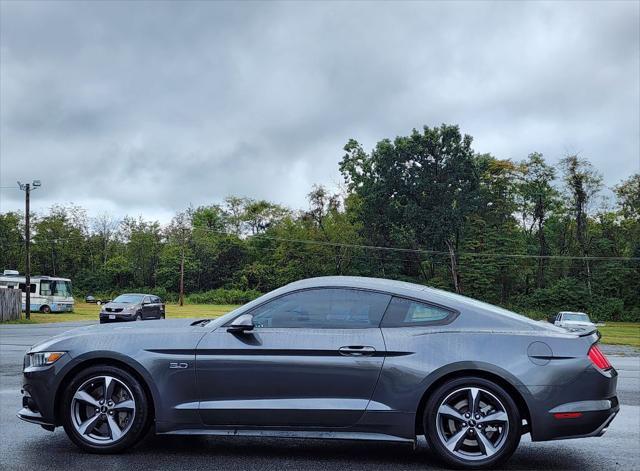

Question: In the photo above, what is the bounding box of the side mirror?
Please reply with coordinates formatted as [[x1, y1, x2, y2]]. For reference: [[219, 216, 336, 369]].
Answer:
[[227, 314, 255, 333]]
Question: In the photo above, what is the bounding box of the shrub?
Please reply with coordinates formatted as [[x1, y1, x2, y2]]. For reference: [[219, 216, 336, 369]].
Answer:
[[185, 288, 262, 305], [588, 298, 624, 322]]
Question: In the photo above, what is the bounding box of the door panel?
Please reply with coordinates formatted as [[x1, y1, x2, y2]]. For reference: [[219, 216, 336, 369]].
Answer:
[[196, 327, 386, 427], [142, 296, 154, 319]]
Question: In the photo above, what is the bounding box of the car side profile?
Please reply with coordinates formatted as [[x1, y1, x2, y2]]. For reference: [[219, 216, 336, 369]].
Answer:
[[98, 293, 165, 323], [19, 277, 618, 469]]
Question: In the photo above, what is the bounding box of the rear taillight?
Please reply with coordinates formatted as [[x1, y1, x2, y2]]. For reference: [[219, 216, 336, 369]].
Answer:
[[554, 412, 582, 420], [588, 344, 612, 370]]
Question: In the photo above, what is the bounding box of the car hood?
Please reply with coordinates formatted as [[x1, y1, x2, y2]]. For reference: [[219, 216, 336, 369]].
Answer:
[[561, 320, 595, 327], [28, 319, 203, 353], [558, 321, 596, 333], [102, 302, 138, 309]]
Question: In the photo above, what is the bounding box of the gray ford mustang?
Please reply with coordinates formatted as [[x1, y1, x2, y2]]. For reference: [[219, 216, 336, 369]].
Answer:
[[19, 276, 618, 469]]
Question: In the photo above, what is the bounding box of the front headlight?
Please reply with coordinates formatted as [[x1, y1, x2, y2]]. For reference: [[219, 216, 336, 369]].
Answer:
[[25, 352, 65, 368]]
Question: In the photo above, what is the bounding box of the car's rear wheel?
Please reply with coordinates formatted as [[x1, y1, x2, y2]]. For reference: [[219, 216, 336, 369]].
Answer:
[[40, 305, 51, 313], [424, 376, 521, 470], [62, 365, 149, 453]]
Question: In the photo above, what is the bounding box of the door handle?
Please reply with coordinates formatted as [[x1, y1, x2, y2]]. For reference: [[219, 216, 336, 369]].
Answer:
[[339, 346, 376, 357]]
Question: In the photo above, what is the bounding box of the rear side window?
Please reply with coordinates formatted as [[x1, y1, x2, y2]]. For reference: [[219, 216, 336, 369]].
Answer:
[[251, 288, 391, 329], [381, 297, 455, 327], [152, 296, 161, 303]]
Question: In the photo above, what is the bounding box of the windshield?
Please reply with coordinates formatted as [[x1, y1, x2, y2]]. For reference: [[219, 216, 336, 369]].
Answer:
[[52, 280, 72, 297], [112, 294, 144, 304], [40, 280, 72, 297], [563, 313, 590, 322]]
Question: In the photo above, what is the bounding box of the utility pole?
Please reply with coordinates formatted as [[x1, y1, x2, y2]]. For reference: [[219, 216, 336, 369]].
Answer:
[[179, 246, 185, 307], [179, 228, 185, 307], [18, 180, 41, 320]]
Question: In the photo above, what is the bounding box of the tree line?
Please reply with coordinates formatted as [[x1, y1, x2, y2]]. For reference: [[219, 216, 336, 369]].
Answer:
[[1, 124, 638, 320]]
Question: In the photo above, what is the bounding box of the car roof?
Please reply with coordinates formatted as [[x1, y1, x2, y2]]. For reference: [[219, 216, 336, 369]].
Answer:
[[283, 276, 537, 319], [215, 276, 569, 335]]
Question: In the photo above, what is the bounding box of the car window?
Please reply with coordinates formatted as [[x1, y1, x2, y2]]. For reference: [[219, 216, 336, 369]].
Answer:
[[563, 313, 589, 322], [152, 296, 161, 303], [40, 280, 52, 295], [19, 283, 36, 293], [143, 296, 151, 304], [113, 294, 145, 303], [381, 297, 454, 327], [250, 288, 391, 329]]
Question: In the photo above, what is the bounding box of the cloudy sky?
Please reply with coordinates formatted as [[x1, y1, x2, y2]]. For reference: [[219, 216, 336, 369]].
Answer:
[[1, 0, 638, 222]]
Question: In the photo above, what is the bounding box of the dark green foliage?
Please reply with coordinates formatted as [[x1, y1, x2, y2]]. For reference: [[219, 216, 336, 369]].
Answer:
[[1, 125, 637, 321], [185, 288, 262, 305]]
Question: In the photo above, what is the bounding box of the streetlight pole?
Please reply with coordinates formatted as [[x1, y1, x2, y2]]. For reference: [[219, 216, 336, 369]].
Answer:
[[17, 180, 41, 320]]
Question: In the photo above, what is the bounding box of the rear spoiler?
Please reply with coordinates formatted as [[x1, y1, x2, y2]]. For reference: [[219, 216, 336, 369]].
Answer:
[[578, 327, 599, 337], [579, 328, 601, 345]]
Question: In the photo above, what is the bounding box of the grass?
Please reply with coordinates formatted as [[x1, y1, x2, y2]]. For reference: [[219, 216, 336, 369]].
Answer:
[[598, 322, 640, 348], [2, 302, 239, 324], [3, 303, 639, 348]]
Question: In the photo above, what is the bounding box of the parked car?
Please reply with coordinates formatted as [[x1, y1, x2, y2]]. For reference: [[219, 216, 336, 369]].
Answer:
[[98, 293, 165, 323], [85, 295, 111, 305], [553, 311, 597, 332], [19, 277, 617, 469]]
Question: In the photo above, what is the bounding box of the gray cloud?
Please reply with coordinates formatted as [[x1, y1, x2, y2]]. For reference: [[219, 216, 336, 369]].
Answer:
[[1, 0, 638, 221]]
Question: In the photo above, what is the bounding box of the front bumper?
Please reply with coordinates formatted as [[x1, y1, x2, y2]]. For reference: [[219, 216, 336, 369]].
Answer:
[[18, 388, 54, 428], [18, 356, 73, 430], [99, 312, 136, 322]]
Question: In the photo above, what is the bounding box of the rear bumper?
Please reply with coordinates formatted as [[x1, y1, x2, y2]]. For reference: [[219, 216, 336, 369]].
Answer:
[[526, 365, 619, 441], [542, 397, 619, 440]]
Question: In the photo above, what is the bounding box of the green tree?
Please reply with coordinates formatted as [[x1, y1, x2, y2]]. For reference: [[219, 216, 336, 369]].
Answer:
[[340, 124, 480, 292], [614, 173, 640, 221], [0, 212, 24, 272], [121, 216, 162, 287], [31, 205, 88, 278], [560, 155, 603, 295], [517, 153, 559, 288]]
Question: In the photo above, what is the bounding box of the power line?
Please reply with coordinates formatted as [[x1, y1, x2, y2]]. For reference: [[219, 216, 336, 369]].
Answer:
[[186, 226, 640, 262], [2, 222, 639, 262], [2, 230, 639, 262]]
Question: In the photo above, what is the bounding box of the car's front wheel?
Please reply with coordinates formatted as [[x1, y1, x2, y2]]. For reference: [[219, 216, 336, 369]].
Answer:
[[62, 365, 149, 453], [424, 376, 521, 469]]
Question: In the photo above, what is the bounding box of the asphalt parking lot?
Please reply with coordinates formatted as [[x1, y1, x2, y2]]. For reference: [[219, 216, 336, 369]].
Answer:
[[1, 322, 639, 470]]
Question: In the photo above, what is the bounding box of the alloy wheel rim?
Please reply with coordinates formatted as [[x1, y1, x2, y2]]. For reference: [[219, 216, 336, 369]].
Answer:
[[70, 375, 136, 445], [435, 386, 509, 461]]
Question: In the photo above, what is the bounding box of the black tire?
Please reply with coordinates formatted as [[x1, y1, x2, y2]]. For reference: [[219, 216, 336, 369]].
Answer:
[[40, 305, 51, 313], [424, 376, 521, 470], [61, 365, 150, 453], [135, 313, 142, 321]]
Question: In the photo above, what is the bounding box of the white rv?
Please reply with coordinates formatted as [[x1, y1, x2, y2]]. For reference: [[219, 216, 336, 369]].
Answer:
[[0, 270, 74, 313]]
